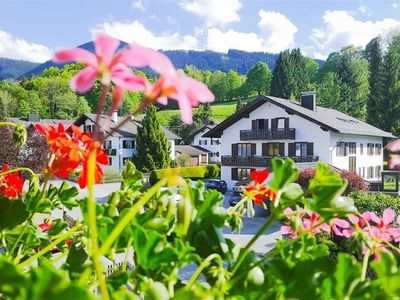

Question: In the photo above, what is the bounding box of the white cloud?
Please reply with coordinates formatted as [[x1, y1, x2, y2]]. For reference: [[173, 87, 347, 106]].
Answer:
[[392, 3, 399, 9], [310, 10, 400, 57], [132, 0, 146, 11], [257, 10, 298, 53], [206, 28, 263, 52], [92, 20, 199, 50], [206, 10, 297, 53], [0, 29, 51, 62], [358, 4, 371, 16], [180, 0, 242, 26]]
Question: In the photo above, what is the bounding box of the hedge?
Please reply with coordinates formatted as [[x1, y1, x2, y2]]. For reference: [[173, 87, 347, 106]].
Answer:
[[350, 191, 400, 216], [149, 164, 220, 185]]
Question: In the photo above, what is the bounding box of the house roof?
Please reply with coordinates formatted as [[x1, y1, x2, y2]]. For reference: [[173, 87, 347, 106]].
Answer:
[[71, 113, 181, 140], [203, 95, 395, 139], [175, 145, 210, 156], [6, 117, 74, 128], [186, 124, 217, 142]]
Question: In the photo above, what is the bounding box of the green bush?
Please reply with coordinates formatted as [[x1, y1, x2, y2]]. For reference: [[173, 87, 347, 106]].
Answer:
[[350, 191, 400, 215], [150, 164, 220, 185]]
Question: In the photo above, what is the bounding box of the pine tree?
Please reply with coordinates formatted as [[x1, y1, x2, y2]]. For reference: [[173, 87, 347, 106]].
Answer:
[[270, 49, 309, 99], [135, 105, 171, 172], [365, 38, 384, 127], [381, 35, 400, 135], [195, 103, 212, 125]]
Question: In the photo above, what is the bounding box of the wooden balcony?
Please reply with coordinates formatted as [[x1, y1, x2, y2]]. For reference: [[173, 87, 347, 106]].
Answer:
[[240, 128, 296, 141], [221, 155, 319, 167], [104, 148, 117, 156]]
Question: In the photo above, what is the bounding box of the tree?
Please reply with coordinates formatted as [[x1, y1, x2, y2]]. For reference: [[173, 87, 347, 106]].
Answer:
[[0, 98, 5, 120], [304, 57, 319, 83], [365, 37, 384, 126], [209, 71, 228, 102], [226, 70, 244, 100], [317, 72, 346, 111], [236, 98, 245, 112], [245, 62, 272, 96], [135, 105, 171, 172], [270, 49, 309, 99], [195, 103, 212, 125], [167, 114, 201, 144]]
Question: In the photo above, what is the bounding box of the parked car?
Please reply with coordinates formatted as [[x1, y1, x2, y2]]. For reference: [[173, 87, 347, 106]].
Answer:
[[203, 179, 227, 193], [229, 186, 243, 206]]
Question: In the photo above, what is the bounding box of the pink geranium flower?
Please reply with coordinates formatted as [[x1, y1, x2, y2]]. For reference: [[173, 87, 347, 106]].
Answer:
[[125, 45, 215, 124], [53, 33, 147, 96], [281, 208, 330, 238]]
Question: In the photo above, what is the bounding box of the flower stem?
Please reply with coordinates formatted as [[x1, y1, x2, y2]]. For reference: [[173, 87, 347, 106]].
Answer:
[[99, 178, 167, 255], [361, 248, 370, 281], [94, 84, 109, 141], [0, 122, 17, 128], [18, 223, 81, 269], [87, 150, 110, 300], [9, 212, 34, 258], [0, 167, 36, 178], [231, 212, 276, 275], [186, 253, 222, 289]]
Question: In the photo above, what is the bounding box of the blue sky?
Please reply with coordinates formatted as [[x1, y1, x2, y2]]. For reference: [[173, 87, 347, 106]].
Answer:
[[0, 0, 399, 62]]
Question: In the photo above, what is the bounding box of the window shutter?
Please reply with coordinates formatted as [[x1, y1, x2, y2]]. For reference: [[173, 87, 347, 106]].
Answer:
[[262, 143, 268, 156], [345, 142, 349, 156], [251, 144, 256, 156], [252, 120, 257, 130], [271, 118, 277, 129], [284, 117, 289, 129], [232, 144, 238, 156], [231, 168, 238, 180], [288, 143, 295, 156], [263, 119, 269, 129], [279, 143, 285, 156], [307, 143, 314, 156]]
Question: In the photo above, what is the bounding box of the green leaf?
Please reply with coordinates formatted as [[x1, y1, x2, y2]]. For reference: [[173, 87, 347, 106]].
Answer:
[[307, 163, 355, 220], [269, 158, 299, 191], [65, 243, 88, 273], [0, 198, 29, 230], [0, 256, 27, 298]]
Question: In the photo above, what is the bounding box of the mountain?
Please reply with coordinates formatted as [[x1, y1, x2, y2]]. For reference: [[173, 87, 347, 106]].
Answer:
[[0, 58, 39, 80], [0, 40, 324, 79]]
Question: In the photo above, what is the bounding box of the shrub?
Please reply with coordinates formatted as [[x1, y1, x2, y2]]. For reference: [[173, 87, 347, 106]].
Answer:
[[150, 164, 220, 185], [175, 154, 191, 167], [350, 191, 400, 216], [205, 164, 220, 178], [297, 168, 369, 195]]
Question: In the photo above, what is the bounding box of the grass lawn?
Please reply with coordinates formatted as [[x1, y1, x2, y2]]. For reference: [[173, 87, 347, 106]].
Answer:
[[156, 98, 255, 126]]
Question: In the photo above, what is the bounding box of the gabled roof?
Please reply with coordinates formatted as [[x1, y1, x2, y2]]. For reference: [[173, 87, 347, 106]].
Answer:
[[176, 145, 210, 156], [6, 117, 74, 128], [71, 113, 181, 140], [186, 124, 217, 142], [204, 95, 395, 139]]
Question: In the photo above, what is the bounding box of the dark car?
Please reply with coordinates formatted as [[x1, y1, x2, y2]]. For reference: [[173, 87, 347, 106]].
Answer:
[[229, 186, 243, 206], [203, 179, 227, 193]]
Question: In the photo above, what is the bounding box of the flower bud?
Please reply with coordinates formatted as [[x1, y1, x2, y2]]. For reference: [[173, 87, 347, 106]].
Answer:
[[13, 124, 27, 147]]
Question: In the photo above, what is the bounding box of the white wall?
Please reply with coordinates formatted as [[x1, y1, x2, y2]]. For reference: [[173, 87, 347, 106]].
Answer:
[[330, 133, 383, 181], [192, 128, 221, 163], [220, 102, 331, 189]]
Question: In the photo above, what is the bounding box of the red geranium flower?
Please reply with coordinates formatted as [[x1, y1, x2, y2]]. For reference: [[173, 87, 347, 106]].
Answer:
[[0, 164, 24, 199], [245, 169, 276, 205]]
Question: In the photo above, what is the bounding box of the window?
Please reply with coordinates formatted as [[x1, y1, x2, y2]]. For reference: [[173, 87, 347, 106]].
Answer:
[[268, 143, 280, 156], [199, 140, 208, 146], [83, 125, 95, 133], [349, 142, 356, 155], [358, 167, 362, 176], [362, 167, 365, 178], [103, 140, 112, 149], [211, 139, 220, 145], [375, 166, 381, 178], [122, 140, 135, 149], [367, 143, 375, 155], [256, 119, 267, 130], [360, 143, 363, 155], [336, 142, 347, 156], [375, 144, 382, 155], [276, 118, 285, 129], [108, 157, 112, 165], [238, 144, 253, 157], [236, 168, 252, 180], [349, 157, 356, 172], [367, 166, 374, 179], [295, 142, 308, 157]]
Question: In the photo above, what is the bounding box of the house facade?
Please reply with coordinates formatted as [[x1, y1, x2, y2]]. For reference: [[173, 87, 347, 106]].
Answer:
[[72, 113, 180, 174], [175, 145, 210, 166], [189, 125, 221, 163], [204, 93, 394, 189]]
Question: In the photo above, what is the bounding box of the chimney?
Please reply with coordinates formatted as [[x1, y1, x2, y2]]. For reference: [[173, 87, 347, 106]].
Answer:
[[300, 91, 316, 111], [112, 111, 118, 123]]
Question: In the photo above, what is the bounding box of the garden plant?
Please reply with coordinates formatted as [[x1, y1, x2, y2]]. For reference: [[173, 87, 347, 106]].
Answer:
[[2, 33, 400, 299]]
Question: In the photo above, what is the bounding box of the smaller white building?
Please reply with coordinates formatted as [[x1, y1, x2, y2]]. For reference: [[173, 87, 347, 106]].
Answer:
[[188, 124, 221, 163], [71, 113, 180, 174]]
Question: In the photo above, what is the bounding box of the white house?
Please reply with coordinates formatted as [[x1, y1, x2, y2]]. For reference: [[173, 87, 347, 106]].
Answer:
[[71, 113, 180, 174], [204, 92, 395, 189], [188, 124, 221, 163]]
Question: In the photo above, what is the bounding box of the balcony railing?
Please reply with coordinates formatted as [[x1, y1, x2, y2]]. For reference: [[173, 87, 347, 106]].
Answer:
[[221, 155, 319, 167], [240, 128, 296, 141], [104, 148, 117, 156]]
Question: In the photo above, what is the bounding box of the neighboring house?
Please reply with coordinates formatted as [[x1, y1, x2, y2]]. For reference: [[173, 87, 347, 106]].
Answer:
[[188, 124, 221, 163], [6, 114, 74, 128], [204, 92, 395, 189], [71, 113, 180, 174], [175, 145, 210, 166]]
